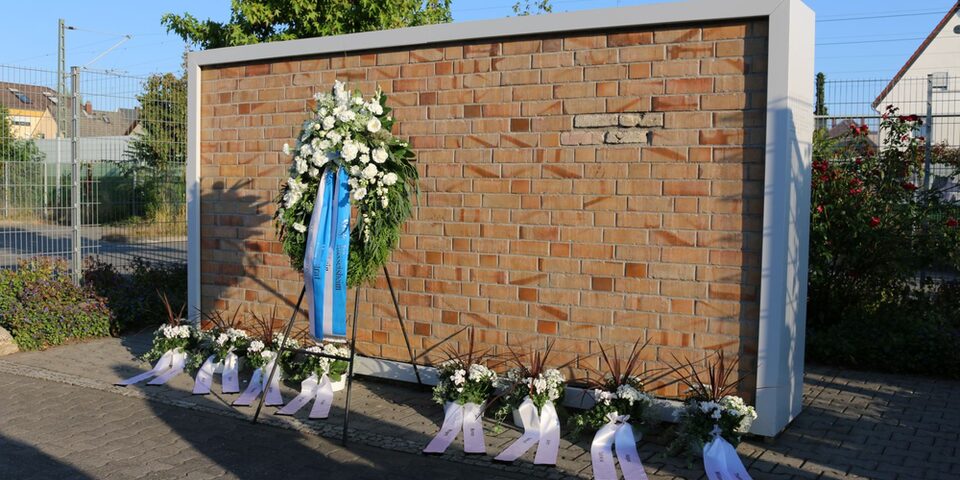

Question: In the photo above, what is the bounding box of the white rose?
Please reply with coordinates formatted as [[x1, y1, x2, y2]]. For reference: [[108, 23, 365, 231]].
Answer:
[[359, 154, 370, 164], [362, 163, 378, 179], [337, 109, 356, 122], [352, 187, 367, 201], [349, 166, 360, 176], [293, 222, 307, 233], [368, 102, 383, 115], [372, 148, 388, 164], [323, 116, 335, 130], [366, 117, 381, 133], [341, 142, 359, 161], [382, 172, 398, 186]]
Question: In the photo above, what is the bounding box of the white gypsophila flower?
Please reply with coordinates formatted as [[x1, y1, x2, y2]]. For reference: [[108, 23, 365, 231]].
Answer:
[[382, 172, 398, 186], [292, 222, 307, 233], [451, 369, 467, 386], [341, 142, 359, 161], [282, 143, 290, 155], [306, 345, 323, 354], [283, 178, 306, 208], [362, 163, 378, 180], [595, 389, 615, 406], [295, 157, 308, 174], [372, 148, 388, 164], [366, 117, 382, 133], [227, 328, 248, 340], [352, 187, 367, 201], [248, 340, 265, 353]]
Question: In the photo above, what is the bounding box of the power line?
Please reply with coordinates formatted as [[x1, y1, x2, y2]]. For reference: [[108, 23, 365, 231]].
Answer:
[[817, 35, 960, 46]]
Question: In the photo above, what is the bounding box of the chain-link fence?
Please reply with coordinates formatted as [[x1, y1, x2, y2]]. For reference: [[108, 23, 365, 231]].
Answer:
[[0, 65, 186, 278], [815, 75, 960, 201]]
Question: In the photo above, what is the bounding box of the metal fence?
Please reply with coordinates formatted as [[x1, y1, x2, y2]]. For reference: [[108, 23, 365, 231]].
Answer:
[[815, 75, 960, 201], [0, 65, 186, 279]]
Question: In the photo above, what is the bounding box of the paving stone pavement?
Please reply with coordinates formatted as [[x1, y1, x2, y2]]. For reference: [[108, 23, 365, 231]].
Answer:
[[0, 334, 958, 479]]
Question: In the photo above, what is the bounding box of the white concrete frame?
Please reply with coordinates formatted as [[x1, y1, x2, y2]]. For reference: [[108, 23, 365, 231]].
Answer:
[[186, 0, 815, 436]]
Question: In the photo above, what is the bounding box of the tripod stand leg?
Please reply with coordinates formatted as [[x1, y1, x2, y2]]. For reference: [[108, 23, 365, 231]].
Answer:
[[252, 286, 305, 424], [383, 267, 422, 386], [341, 287, 361, 446]]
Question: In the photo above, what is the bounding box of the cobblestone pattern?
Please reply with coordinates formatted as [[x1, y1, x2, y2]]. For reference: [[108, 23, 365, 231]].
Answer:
[[197, 20, 770, 396], [3, 336, 959, 479]]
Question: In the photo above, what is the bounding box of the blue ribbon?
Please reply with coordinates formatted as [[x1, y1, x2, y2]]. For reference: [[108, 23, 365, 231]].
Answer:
[[307, 167, 350, 340]]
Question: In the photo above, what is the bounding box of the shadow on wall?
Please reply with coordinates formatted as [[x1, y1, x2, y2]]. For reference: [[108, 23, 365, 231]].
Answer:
[[200, 178, 305, 320], [0, 434, 94, 479]]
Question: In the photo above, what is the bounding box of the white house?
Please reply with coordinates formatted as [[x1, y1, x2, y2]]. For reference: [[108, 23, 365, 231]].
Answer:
[[873, 3, 960, 147]]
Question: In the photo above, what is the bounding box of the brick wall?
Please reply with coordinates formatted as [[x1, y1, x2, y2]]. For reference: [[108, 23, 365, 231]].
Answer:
[[199, 19, 768, 398]]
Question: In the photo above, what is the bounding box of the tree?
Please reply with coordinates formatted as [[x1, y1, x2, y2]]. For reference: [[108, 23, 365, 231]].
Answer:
[[124, 73, 186, 171], [512, 0, 552, 16], [162, 0, 453, 49], [814, 72, 828, 117]]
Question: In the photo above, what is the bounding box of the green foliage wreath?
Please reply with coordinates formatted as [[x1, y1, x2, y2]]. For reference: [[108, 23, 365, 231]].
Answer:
[[274, 81, 417, 287]]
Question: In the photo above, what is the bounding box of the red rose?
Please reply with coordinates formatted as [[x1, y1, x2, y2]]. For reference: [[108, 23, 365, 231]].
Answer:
[[869, 216, 880, 228], [947, 217, 958, 228], [901, 182, 918, 191], [905, 114, 919, 122], [859, 124, 869, 134], [816, 205, 824, 213], [849, 187, 863, 195]]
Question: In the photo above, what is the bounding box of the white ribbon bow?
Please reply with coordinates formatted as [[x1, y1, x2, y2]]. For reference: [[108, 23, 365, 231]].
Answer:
[[115, 348, 187, 386], [233, 351, 284, 407], [422, 402, 487, 455], [192, 350, 240, 395], [276, 373, 336, 419], [494, 397, 560, 465], [703, 425, 753, 480], [591, 413, 649, 480]]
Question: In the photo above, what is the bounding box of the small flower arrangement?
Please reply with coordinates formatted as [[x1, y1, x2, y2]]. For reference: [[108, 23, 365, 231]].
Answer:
[[493, 342, 570, 423], [431, 329, 498, 406], [568, 339, 671, 439], [668, 352, 757, 457], [433, 360, 498, 406], [142, 293, 196, 363], [284, 342, 351, 382], [192, 307, 250, 370]]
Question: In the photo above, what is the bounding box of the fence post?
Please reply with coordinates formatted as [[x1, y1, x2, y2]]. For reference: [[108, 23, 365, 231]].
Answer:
[[71, 67, 81, 284], [924, 74, 934, 190]]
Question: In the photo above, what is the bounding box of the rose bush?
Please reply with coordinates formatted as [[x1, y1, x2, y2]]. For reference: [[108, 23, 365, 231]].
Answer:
[[807, 107, 960, 376]]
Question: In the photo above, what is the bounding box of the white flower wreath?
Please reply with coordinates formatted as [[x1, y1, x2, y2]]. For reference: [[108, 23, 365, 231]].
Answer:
[[275, 81, 418, 286]]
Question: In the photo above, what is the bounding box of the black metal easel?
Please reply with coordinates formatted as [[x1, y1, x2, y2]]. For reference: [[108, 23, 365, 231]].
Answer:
[[251, 266, 423, 446]]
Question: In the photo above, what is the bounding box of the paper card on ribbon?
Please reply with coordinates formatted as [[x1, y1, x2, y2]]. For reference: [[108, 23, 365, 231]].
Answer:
[[276, 374, 318, 416], [534, 401, 560, 465], [462, 402, 486, 455], [309, 374, 335, 419], [192, 355, 217, 395], [614, 421, 649, 480], [222, 352, 240, 394], [590, 418, 620, 480], [423, 402, 465, 455], [494, 397, 541, 463], [147, 350, 186, 386], [115, 349, 174, 386]]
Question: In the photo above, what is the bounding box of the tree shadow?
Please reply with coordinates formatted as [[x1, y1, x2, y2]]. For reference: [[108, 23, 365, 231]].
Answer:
[[0, 434, 94, 479]]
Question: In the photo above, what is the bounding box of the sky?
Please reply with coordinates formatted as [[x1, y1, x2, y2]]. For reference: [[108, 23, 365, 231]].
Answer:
[[0, 0, 956, 82]]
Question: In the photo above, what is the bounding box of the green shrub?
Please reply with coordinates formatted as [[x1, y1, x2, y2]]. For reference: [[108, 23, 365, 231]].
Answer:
[[807, 107, 960, 377], [82, 257, 187, 334], [0, 257, 112, 351]]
